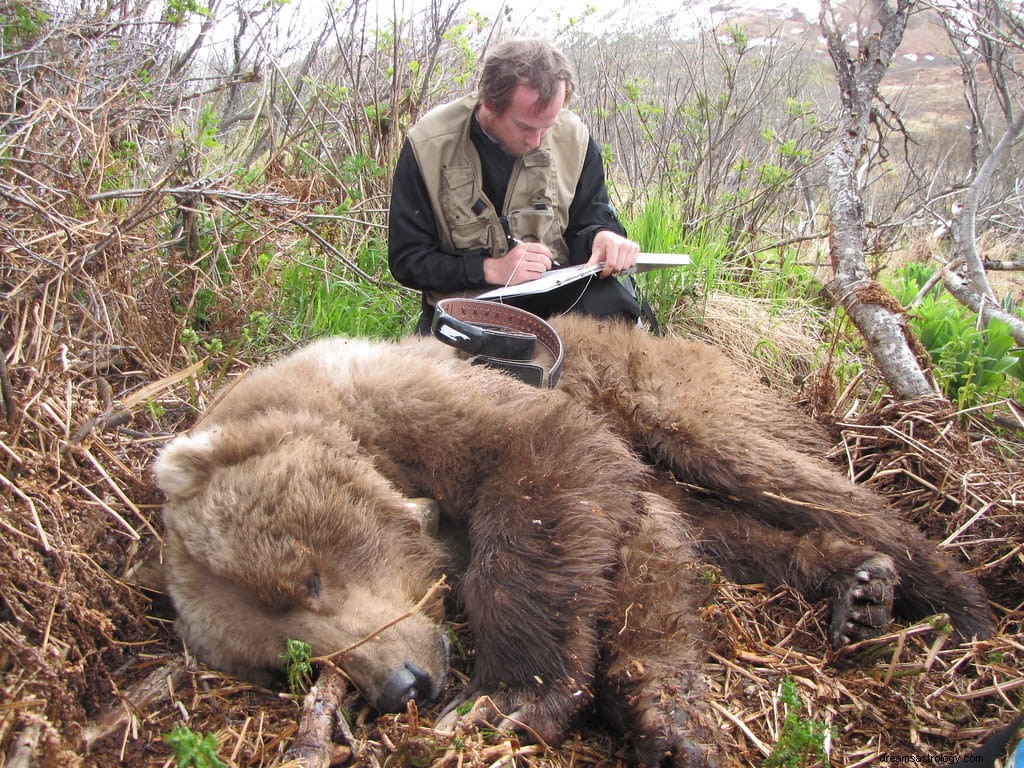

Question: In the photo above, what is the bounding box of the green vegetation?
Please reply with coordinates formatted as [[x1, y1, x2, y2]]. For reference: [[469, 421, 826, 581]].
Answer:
[[1, 1, 49, 48], [164, 726, 227, 768], [279, 257, 419, 339], [628, 195, 825, 337], [282, 638, 314, 697], [763, 678, 834, 768], [890, 263, 1024, 409]]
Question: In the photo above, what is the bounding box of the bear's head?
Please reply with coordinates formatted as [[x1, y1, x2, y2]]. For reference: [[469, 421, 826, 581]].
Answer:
[[155, 408, 451, 712]]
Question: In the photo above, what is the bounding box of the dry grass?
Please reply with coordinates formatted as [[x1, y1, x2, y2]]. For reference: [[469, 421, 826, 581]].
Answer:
[[671, 292, 827, 395]]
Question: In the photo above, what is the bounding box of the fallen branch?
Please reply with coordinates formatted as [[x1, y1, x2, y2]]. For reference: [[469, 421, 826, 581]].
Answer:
[[5, 720, 43, 768], [0, 349, 15, 423], [982, 260, 1024, 271], [284, 666, 352, 768], [80, 661, 187, 751]]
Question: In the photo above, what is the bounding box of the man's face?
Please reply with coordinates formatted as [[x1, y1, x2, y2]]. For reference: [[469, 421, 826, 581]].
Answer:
[[480, 82, 566, 156]]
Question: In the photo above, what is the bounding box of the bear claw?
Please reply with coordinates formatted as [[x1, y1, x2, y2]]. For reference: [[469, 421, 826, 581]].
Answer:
[[435, 694, 529, 736], [829, 553, 897, 648]]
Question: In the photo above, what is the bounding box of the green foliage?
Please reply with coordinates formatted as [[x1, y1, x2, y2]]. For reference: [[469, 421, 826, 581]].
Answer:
[[194, 105, 222, 151], [763, 678, 833, 768], [164, 725, 226, 768], [145, 399, 166, 420], [626, 195, 703, 324], [339, 153, 385, 186], [626, 195, 824, 326], [277, 242, 419, 340], [163, 0, 210, 26], [889, 263, 1024, 409], [726, 24, 750, 54], [282, 638, 313, 696], [1, 1, 49, 49], [615, 78, 665, 149]]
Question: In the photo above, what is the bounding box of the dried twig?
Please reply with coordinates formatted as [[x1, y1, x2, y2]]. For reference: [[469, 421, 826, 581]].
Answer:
[[283, 667, 353, 768]]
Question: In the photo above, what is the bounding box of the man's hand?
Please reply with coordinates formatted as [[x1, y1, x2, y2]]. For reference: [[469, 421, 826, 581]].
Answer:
[[588, 230, 639, 278], [483, 242, 555, 285]]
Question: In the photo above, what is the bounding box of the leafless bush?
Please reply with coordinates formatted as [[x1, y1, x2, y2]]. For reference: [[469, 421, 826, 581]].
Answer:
[[564, 23, 835, 251]]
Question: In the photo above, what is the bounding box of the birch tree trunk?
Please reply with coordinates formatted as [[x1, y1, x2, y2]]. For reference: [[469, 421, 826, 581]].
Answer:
[[819, 0, 938, 400]]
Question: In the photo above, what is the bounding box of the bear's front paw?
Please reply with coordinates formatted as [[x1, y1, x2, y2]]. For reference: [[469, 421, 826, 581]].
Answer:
[[828, 553, 897, 648], [435, 686, 584, 747]]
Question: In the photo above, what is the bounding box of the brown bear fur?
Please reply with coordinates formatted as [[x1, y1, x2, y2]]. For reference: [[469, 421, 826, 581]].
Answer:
[[551, 315, 993, 647], [156, 317, 993, 768]]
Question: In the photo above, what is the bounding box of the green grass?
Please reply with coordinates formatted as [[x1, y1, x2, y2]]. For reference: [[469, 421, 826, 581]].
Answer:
[[277, 239, 420, 340], [626, 195, 824, 326]]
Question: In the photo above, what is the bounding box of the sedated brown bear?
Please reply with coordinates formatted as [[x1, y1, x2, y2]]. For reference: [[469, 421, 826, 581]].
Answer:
[[155, 311, 994, 768]]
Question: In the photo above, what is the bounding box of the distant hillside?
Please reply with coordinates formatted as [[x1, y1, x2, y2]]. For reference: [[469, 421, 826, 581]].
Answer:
[[698, 2, 966, 130], [513, 0, 971, 133]]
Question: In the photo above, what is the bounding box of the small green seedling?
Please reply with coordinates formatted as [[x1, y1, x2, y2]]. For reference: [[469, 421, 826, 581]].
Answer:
[[282, 637, 314, 696], [164, 725, 226, 768], [763, 677, 834, 768]]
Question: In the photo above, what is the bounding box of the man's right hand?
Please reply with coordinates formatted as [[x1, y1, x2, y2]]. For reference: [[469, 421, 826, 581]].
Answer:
[[483, 242, 555, 285]]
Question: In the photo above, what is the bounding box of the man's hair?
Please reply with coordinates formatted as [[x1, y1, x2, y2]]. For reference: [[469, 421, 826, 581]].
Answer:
[[478, 38, 577, 114]]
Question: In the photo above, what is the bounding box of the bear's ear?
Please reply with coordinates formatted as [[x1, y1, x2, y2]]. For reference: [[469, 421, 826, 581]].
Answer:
[[154, 429, 218, 500]]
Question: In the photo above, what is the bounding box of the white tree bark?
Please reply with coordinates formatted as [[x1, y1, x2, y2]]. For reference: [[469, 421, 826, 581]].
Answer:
[[819, 0, 937, 400]]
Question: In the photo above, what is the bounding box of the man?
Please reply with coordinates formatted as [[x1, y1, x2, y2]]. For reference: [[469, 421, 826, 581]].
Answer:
[[388, 38, 644, 334]]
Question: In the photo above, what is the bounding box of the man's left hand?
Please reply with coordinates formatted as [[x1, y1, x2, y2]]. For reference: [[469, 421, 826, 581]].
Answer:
[[588, 230, 640, 278]]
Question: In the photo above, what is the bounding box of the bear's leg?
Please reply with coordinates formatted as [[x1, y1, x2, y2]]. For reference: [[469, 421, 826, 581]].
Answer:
[[696, 505, 898, 647], [597, 493, 724, 768], [451, 487, 634, 745], [555, 322, 994, 642]]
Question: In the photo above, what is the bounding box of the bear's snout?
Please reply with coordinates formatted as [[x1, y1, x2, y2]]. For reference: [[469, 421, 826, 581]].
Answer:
[[340, 618, 450, 713], [377, 661, 439, 712]]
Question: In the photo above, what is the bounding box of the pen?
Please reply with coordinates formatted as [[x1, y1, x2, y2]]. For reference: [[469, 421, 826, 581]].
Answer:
[[508, 236, 559, 268]]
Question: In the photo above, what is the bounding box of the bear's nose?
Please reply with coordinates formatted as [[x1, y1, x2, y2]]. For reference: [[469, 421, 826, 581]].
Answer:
[[377, 662, 435, 712]]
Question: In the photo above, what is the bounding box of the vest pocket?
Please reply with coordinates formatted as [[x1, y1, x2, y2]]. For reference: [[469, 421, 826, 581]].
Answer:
[[520, 149, 558, 208], [505, 207, 569, 265], [450, 218, 503, 253], [441, 165, 503, 253], [440, 166, 479, 225]]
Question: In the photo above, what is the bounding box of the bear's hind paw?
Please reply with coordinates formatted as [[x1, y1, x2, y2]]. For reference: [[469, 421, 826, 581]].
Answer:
[[828, 553, 897, 648]]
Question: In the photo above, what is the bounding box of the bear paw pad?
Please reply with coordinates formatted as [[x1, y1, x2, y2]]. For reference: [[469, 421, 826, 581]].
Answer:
[[828, 553, 897, 648]]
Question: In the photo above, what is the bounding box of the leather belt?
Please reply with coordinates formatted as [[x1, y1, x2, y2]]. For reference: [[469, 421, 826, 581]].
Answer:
[[431, 298, 564, 388]]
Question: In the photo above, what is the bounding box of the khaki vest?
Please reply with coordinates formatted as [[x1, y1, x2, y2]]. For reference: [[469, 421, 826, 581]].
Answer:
[[407, 94, 589, 301]]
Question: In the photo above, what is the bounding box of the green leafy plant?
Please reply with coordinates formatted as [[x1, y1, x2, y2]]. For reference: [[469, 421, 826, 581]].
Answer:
[[282, 638, 313, 696], [763, 677, 833, 768], [163, 0, 210, 26], [889, 263, 1024, 409], [1, 1, 49, 49], [164, 725, 226, 768]]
